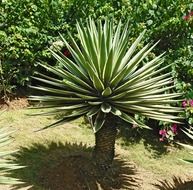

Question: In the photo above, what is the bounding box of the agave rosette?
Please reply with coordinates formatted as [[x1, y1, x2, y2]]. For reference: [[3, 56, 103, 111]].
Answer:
[[29, 18, 183, 132]]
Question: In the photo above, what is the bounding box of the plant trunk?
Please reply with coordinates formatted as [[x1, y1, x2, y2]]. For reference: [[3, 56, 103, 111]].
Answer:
[[92, 115, 117, 170]]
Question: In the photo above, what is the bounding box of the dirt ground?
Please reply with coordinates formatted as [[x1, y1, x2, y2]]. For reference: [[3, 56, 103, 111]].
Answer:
[[0, 97, 29, 110]]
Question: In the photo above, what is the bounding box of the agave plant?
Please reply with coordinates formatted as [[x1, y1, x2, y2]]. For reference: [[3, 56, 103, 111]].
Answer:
[[178, 128, 193, 164], [29, 18, 183, 168], [155, 176, 193, 190], [0, 111, 23, 184]]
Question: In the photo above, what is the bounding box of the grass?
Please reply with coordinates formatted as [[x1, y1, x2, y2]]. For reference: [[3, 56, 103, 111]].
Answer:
[[1, 108, 193, 189]]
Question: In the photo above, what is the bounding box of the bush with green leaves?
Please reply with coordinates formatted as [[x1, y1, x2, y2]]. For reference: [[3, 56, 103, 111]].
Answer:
[[0, 0, 69, 87], [0, 61, 16, 102], [1, 0, 192, 90], [181, 99, 193, 127], [30, 18, 183, 169]]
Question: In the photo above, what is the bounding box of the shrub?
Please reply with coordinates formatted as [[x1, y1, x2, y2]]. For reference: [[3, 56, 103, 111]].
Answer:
[[0, 0, 69, 87], [0, 61, 16, 102], [1, 0, 192, 89]]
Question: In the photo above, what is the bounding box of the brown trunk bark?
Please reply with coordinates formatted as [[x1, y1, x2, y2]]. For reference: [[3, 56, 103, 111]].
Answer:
[[92, 114, 117, 170]]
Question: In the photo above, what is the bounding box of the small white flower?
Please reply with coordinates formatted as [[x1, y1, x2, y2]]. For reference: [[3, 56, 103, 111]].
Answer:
[[50, 40, 64, 50]]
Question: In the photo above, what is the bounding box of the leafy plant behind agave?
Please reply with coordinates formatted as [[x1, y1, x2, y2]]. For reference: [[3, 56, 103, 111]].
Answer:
[[30, 18, 183, 168], [0, 111, 23, 184]]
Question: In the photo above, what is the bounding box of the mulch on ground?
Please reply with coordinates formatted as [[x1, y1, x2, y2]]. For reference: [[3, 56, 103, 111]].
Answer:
[[0, 97, 29, 110]]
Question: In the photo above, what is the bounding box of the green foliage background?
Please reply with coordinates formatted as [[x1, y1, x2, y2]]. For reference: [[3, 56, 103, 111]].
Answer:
[[0, 0, 193, 100]]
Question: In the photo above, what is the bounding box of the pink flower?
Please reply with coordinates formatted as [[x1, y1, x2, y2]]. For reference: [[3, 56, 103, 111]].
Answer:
[[182, 100, 187, 107], [183, 11, 193, 21], [171, 123, 178, 134], [189, 100, 193, 107], [183, 15, 189, 20], [159, 138, 164, 142], [159, 129, 167, 137]]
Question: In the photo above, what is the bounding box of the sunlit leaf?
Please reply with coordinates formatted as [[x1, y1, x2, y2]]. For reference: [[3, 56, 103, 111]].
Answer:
[[30, 18, 183, 132]]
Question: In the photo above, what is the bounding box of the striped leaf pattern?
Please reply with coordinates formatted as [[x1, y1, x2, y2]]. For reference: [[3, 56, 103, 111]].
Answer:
[[30, 18, 183, 133]]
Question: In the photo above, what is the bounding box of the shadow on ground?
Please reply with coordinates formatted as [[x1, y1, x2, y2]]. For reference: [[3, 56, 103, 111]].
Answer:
[[9, 141, 139, 190], [154, 176, 193, 190]]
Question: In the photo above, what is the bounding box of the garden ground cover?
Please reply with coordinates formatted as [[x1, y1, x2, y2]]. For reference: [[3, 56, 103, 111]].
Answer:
[[0, 108, 193, 190]]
